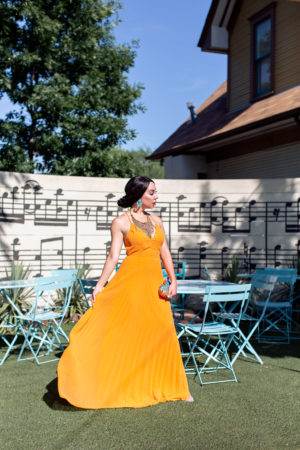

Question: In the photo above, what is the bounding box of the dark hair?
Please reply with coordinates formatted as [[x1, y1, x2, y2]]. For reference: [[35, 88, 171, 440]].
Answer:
[[117, 176, 154, 208]]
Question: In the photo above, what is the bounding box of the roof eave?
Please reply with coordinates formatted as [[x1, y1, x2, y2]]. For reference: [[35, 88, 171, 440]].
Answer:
[[148, 107, 300, 160]]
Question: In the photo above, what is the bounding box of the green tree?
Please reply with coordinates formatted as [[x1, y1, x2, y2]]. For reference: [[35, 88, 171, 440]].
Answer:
[[0, 0, 143, 174], [126, 147, 164, 179], [54, 146, 164, 178]]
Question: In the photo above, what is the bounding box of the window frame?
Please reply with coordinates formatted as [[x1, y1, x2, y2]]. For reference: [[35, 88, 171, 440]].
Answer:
[[249, 2, 276, 102]]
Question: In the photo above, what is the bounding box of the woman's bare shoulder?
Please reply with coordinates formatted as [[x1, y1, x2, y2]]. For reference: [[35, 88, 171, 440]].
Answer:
[[111, 213, 130, 230], [150, 214, 163, 226]]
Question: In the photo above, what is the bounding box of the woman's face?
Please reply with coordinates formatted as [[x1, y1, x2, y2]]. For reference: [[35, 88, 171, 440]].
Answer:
[[141, 182, 158, 209]]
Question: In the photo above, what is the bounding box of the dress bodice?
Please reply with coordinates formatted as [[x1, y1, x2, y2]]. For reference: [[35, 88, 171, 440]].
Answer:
[[125, 221, 164, 258]]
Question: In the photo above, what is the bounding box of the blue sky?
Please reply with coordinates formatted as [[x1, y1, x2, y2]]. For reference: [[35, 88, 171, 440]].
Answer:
[[114, 0, 227, 151], [0, 0, 227, 153]]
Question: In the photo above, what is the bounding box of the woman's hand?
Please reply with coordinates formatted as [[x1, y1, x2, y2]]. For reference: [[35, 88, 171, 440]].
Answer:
[[167, 279, 177, 299], [91, 284, 104, 304]]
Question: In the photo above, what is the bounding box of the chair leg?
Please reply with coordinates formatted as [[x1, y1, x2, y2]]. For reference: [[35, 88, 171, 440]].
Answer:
[[0, 331, 20, 365], [184, 332, 238, 385], [231, 324, 264, 366]]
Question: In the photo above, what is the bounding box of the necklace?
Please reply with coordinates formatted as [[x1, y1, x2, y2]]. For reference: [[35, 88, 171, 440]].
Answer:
[[130, 212, 154, 239]]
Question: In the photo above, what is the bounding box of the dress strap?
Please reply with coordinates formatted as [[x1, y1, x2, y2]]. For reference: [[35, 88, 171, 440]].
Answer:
[[126, 212, 133, 224], [150, 215, 161, 229]]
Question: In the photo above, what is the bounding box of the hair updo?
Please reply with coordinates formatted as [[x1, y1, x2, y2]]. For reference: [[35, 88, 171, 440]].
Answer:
[[117, 176, 154, 208]]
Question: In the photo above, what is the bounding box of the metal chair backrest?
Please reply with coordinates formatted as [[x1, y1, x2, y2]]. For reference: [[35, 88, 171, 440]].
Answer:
[[201, 284, 252, 332], [50, 269, 78, 280], [77, 279, 97, 308], [262, 267, 297, 283], [248, 271, 277, 314], [33, 271, 77, 317], [204, 265, 211, 280], [262, 268, 297, 302], [162, 261, 186, 280]]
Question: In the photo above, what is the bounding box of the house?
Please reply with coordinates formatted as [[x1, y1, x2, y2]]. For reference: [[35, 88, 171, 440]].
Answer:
[[149, 0, 300, 179]]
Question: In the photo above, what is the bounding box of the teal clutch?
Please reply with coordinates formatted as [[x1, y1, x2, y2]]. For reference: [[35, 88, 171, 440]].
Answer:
[[158, 277, 171, 300]]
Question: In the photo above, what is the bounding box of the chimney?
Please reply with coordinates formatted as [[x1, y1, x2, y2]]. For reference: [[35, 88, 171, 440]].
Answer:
[[186, 102, 197, 124]]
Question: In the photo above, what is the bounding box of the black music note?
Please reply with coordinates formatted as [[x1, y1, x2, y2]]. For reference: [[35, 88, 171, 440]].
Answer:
[[34, 190, 73, 226], [177, 246, 185, 261], [198, 241, 207, 276], [0, 189, 25, 224], [285, 199, 300, 232], [83, 247, 90, 265], [96, 205, 105, 230], [273, 208, 280, 222], [35, 237, 64, 275], [177, 199, 214, 233], [222, 200, 256, 233], [221, 247, 229, 273], [96, 194, 115, 230], [274, 244, 281, 267], [12, 238, 20, 261], [84, 207, 91, 220], [248, 246, 257, 271], [105, 241, 111, 257]]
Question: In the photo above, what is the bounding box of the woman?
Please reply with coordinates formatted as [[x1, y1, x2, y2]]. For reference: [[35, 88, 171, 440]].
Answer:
[[57, 176, 192, 408]]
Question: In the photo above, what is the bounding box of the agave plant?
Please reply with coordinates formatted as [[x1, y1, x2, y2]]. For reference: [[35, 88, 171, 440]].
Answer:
[[222, 255, 242, 283], [55, 264, 92, 321], [0, 262, 33, 333]]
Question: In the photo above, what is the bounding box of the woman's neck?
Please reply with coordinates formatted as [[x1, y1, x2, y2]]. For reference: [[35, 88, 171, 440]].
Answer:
[[130, 208, 148, 221]]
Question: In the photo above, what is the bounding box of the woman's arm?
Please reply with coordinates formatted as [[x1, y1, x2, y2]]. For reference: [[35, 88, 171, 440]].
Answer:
[[156, 217, 177, 298], [92, 218, 124, 302]]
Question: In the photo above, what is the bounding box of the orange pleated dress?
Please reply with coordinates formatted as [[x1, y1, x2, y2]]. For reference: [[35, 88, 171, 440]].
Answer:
[[57, 219, 191, 409]]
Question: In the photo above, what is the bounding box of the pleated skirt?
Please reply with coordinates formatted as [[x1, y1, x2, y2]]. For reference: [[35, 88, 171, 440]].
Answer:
[[57, 254, 190, 409]]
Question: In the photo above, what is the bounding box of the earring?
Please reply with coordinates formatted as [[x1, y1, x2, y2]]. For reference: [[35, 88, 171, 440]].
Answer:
[[136, 199, 142, 207]]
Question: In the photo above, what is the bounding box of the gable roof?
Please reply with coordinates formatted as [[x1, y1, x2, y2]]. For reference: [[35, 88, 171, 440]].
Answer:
[[198, 0, 240, 53], [149, 83, 300, 160]]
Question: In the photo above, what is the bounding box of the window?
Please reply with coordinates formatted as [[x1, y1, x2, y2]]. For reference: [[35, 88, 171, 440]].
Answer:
[[250, 3, 275, 101]]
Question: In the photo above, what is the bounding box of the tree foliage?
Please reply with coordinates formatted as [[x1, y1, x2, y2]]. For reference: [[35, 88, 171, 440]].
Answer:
[[54, 146, 164, 178], [0, 0, 144, 174]]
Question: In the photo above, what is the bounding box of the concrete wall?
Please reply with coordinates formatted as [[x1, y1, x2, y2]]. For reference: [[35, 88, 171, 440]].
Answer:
[[1, 171, 300, 279]]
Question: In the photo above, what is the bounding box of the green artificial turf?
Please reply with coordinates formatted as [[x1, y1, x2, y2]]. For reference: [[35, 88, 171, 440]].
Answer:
[[0, 329, 299, 450]]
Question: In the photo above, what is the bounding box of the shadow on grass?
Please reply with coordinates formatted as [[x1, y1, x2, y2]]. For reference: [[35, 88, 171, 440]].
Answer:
[[43, 377, 85, 412], [227, 341, 300, 374]]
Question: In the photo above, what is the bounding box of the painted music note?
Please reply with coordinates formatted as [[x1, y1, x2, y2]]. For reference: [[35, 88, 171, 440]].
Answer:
[[221, 246, 229, 273], [12, 238, 20, 261], [285, 199, 300, 232], [274, 244, 282, 267], [34, 189, 73, 226], [222, 200, 256, 233], [177, 199, 214, 232], [35, 237, 64, 275], [198, 241, 207, 276], [83, 247, 90, 265], [0, 188, 25, 224], [96, 193, 116, 230]]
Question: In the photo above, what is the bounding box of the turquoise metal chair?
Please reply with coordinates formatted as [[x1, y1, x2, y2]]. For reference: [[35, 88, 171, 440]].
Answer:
[[0, 298, 26, 365], [162, 261, 186, 314], [17, 270, 77, 364], [253, 268, 297, 343], [203, 265, 211, 280], [0, 278, 48, 365], [175, 284, 252, 385], [0, 320, 21, 365], [77, 278, 97, 308], [215, 271, 277, 365]]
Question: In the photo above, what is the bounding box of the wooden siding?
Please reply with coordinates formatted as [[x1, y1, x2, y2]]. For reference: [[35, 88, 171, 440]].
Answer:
[[207, 141, 300, 178], [229, 0, 300, 111]]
